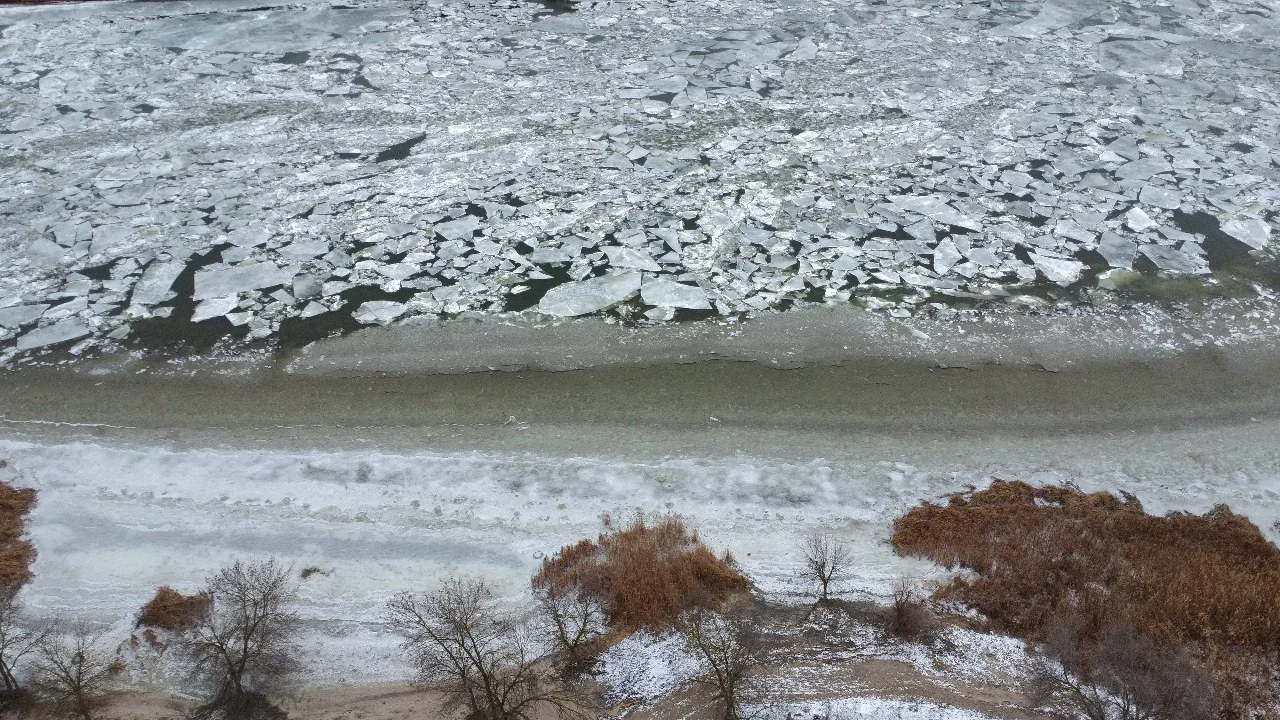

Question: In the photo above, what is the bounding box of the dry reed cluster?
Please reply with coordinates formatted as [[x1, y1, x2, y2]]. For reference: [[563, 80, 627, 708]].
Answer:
[[533, 515, 749, 631], [136, 586, 211, 633], [891, 479, 1280, 718], [0, 482, 37, 599]]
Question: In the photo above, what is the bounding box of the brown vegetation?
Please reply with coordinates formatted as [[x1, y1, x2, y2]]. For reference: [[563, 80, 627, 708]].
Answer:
[[0, 481, 37, 600], [136, 586, 211, 633], [533, 516, 749, 631], [886, 579, 937, 643], [891, 479, 1280, 718]]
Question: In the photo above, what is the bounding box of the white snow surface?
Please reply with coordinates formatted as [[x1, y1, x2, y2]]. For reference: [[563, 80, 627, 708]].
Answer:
[[0, 428, 1276, 688], [598, 631, 704, 705], [758, 697, 994, 720]]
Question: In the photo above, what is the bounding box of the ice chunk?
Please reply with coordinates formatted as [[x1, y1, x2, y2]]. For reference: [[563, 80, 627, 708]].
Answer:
[[0, 304, 49, 328], [28, 239, 65, 266], [990, 0, 1108, 37], [16, 319, 90, 351], [888, 195, 982, 231], [604, 246, 661, 272], [932, 238, 963, 275], [352, 301, 408, 325], [641, 278, 711, 309], [1032, 253, 1085, 284], [191, 295, 239, 323], [378, 263, 421, 281], [1099, 40, 1184, 77], [1220, 217, 1270, 249], [435, 215, 481, 241], [1114, 157, 1173, 180], [990, 223, 1026, 245], [293, 275, 323, 300], [1098, 232, 1138, 269], [194, 262, 289, 300], [278, 239, 329, 261], [538, 271, 642, 317], [129, 260, 185, 308], [1125, 208, 1158, 232], [299, 301, 329, 318], [1139, 244, 1201, 274], [967, 248, 1000, 267], [89, 225, 133, 255], [1139, 186, 1181, 210]]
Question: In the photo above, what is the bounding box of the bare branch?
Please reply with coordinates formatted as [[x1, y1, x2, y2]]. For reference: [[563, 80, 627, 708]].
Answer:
[[386, 577, 590, 720], [184, 557, 301, 715], [31, 621, 121, 720], [680, 605, 762, 720], [801, 533, 851, 600], [0, 594, 51, 700], [534, 587, 606, 677], [1030, 619, 1219, 720]]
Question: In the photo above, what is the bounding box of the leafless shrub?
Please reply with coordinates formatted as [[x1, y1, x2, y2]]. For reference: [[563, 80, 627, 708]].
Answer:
[[1030, 618, 1219, 720], [30, 621, 122, 720], [680, 605, 762, 720], [886, 578, 938, 643], [0, 594, 49, 711], [386, 577, 588, 720], [184, 558, 300, 717], [534, 587, 606, 677], [801, 532, 850, 600]]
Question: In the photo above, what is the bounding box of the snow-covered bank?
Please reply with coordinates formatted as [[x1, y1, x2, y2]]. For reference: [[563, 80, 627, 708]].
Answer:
[[1, 417, 1276, 685]]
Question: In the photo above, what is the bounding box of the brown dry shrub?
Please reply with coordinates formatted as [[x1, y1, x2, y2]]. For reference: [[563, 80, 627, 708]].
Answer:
[[886, 579, 938, 643], [891, 479, 1280, 718], [136, 586, 211, 633], [0, 481, 37, 599], [532, 515, 749, 631]]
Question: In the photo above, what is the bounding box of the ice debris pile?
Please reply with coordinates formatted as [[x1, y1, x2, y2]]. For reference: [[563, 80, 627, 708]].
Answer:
[[0, 0, 1277, 358]]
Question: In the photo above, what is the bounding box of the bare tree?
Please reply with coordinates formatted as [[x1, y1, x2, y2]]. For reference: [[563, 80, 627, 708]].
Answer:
[[0, 594, 49, 706], [385, 577, 587, 720], [30, 621, 120, 720], [185, 558, 301, 716], [1030, 619, 1219, 720], [680, 606, 762, 720], [886, 578, 937, 642], [534, 587, 605, 676], [801, 532, 850, 600]]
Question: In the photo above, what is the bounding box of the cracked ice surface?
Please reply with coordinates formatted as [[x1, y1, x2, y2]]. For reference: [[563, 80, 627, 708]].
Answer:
[[1, 0, 1278, 359]]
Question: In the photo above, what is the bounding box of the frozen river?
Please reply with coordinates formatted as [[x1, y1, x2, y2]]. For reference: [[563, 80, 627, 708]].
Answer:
[[0, 0, 1278, 696], [1, 0, 1277, 362]]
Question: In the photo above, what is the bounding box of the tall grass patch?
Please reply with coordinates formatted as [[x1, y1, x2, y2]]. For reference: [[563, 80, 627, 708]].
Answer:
[[891, 479, 1280, 718], [533, 516, 749, 631]]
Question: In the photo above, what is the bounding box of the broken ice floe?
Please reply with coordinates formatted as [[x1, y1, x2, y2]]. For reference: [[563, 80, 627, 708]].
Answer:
[[538, 272, 641, 317], [1, 0, 1279, 358]]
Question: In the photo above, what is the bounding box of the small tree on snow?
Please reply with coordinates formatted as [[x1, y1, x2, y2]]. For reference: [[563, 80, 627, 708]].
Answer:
[[680, 606, 761, 720], [386, 576, 586, 720], [534, 587, 605, 676], [185, 558, 301, 714], [30, 621, 120, 720], [801, 532, 851, 600]]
